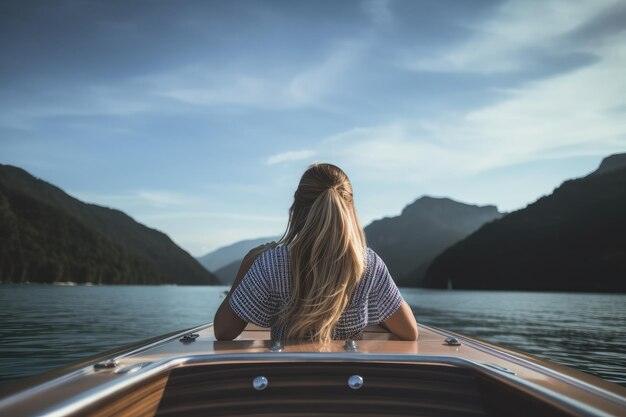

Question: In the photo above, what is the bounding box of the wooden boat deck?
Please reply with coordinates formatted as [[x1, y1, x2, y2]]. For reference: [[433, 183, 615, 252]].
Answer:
[[0, 323, 624, 416]]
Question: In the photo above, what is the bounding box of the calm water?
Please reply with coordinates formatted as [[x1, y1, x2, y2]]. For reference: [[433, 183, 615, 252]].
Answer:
[[0, 285, 625, 387]]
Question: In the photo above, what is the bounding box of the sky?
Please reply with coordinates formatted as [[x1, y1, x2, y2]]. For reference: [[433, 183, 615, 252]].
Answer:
[[1, 0, 625, 256]]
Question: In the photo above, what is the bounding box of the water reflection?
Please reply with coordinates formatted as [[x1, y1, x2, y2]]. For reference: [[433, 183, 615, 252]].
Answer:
[[0, 285, 624, 387], [404, 289, 626, 386]]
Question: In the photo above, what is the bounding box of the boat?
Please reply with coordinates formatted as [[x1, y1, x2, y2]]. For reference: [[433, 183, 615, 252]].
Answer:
[[0, 323, 624, 416]]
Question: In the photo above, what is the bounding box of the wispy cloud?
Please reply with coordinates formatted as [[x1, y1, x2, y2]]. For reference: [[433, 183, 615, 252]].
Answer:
[[318, 124, 472, 183], [313, 29, 626, 181], [0, 83, 154, 130], [407, 0, 620, 73], [1, 37, 365, 129], [4, 0, 624, 254], [155, 71, 280, 108], [266, 149, 317, 165], [287, 40, 366, 108], [70, 189, 199, 209], [140, 211, 285, 223], [306, 0, 626, 184], [361, 0, 393, 25], [135, 191, 197, 207], [150, 39, 366, 110], [200, 182, 269, 194], [446, 36, 626, 166]]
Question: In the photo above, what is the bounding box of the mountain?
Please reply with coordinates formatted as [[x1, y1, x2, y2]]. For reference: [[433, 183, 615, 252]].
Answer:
[[197, 235, 280, 273], [201, 197, 502, 287], [0, 183, 161, 284], [589, 152, 626, 176], [423, 154, 626, 292], [0, 165, 218, 285], [214, 259, 245, 285], [365, 196, 503, 286], [197, 235, 281, 284]]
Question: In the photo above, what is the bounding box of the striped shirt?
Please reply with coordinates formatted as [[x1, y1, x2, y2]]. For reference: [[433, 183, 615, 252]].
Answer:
[[229, 245, 403, 340]]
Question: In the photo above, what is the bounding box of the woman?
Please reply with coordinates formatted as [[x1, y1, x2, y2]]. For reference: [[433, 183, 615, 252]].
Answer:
[[214, 163, 418, 342]]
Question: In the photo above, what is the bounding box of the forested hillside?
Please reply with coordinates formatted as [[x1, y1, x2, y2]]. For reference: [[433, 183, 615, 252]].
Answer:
[[0, 165, 218, 285], [424, 155, 626, 292]]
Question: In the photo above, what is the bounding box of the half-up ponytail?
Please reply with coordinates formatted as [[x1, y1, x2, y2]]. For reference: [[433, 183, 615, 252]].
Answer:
[[277, 163, 366, 342]]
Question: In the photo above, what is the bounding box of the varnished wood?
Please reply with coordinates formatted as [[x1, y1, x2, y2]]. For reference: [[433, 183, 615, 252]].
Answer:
[[0, 323, 624, 417], [154, 361, 581, 417], [156, 362, 487, 417], [81, 374, 169, 417]]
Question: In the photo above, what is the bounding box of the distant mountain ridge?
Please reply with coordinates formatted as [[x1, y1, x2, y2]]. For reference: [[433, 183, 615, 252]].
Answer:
[[214, 259, 247, 285], [589, 152, 626, 176], [0, 165, 218, 285], [365, 196, 503, 286], [199, 196, 502, 287], [423, 153, 626, 292], [197, 235, 280, 273], [197, 235, 281, 285], [197, 153, 626, 291]]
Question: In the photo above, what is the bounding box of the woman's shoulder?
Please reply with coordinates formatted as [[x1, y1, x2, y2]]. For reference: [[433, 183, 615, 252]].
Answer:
[[260, 243, 288, 261], [350, 247, 391, 298], [254, 244, 289, 275], [365, 247, 386, 269]]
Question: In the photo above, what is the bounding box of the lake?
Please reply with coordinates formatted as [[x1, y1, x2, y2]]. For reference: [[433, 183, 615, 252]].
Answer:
[[0, 285, 624, 387]]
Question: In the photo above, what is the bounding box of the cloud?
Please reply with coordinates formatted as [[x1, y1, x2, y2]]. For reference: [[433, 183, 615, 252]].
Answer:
[[134, 191, 197, 207], [200, 182, 268, 194], [70, 189, 199, 209], [445, 33, 626, 166], [155, 72, 280, 108], [362, 0, 393, 25], [312, 30, 626, 182], [298, 0, 626, 186], [0, 36, 367, 129], [407, 0, 620, 73], [266, 149, 318, 165], [140, 211, 285, 223], [287, 40, 366, 108], [319, 124, 473, 183], [150, 39, 366, 110], [0, 83, 154, 130]]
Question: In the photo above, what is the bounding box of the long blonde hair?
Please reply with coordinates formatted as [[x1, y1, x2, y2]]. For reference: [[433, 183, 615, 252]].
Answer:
[[277, 163, 366, 342]]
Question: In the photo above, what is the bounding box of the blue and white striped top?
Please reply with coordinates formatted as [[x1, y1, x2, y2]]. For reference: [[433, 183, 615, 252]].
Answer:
[[229, 245, 404, 340]]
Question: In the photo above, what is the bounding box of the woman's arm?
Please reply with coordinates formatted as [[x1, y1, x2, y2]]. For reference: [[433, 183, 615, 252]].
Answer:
[[213, 242, 276, 340], [383, 301, 418, 341]]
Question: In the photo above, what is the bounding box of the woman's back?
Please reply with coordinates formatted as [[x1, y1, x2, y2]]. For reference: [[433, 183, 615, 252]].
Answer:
[[214, 163, 417, 342], [229, 244, 403, 340]]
